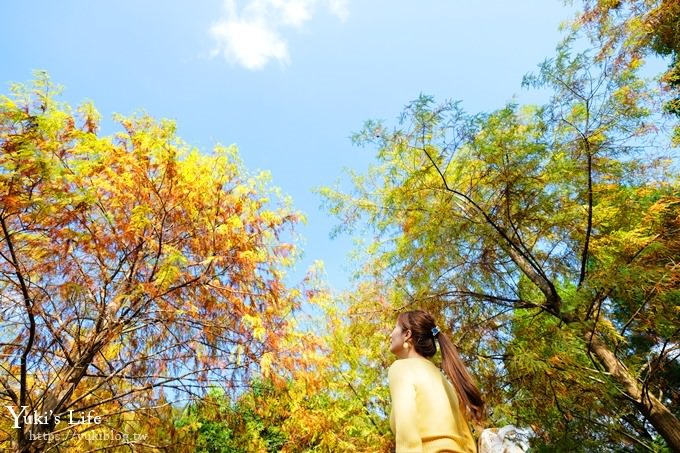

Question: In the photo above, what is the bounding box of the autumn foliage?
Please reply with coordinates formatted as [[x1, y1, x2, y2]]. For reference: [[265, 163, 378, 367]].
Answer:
[[0, 73, 313, 451], [321, 17, 680, 451], [2, 2, 680, 452]]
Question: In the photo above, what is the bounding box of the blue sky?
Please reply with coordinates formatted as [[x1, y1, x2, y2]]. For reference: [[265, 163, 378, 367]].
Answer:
[[1, 1, 574, 291]]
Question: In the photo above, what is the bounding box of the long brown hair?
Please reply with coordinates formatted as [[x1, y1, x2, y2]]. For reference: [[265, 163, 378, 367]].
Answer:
[[397, 310, 485, 423]]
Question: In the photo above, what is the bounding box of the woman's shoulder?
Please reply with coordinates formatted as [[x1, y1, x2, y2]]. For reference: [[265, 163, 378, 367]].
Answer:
[[388, 357, 434, 376], [389, 358, 447, 393], [388, 358, 404, 374], [388, 358, 413, 384]]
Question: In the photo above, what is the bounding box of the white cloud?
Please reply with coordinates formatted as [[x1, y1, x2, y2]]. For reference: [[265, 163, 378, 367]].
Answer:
[[210, 19, 289, 70], [209, 0, 350, 70], [327, 0, 349, 22], [271, 0, 313, 27]]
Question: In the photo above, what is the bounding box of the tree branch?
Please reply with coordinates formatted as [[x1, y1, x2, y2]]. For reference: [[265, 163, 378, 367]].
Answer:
[[0, 216, 35, 446]]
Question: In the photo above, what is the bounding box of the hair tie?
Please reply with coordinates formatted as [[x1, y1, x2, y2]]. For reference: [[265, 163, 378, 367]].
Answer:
[[431, 326, 440, 337]]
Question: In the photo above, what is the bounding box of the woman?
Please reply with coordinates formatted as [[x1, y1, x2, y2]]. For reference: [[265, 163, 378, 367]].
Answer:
[[388, 310, 484, 452]]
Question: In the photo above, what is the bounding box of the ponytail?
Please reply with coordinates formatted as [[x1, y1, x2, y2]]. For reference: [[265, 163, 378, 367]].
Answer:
[[397, 310, 485, 422], [437, 332, 485, 423]]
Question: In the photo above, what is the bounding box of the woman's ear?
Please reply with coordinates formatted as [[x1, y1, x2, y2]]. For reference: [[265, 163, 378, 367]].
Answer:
[[403, 329, 412, 342]]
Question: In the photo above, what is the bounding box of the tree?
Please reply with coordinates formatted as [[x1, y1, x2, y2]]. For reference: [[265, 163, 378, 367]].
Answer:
[[176, 276, 395, 452], [322, 37, 679, 450], [0, 73, 311, 451], [576, 0, 680, 142]]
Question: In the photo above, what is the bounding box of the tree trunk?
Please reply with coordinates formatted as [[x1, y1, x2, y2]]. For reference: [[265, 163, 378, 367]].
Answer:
[[586, 332, 680, 452]]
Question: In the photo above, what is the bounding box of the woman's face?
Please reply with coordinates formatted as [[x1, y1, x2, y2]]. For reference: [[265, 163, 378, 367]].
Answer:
[[389, 321, 409, 356]]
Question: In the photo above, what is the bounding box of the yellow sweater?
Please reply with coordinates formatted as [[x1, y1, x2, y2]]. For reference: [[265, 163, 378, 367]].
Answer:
[[389, 357, 476, 453]]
